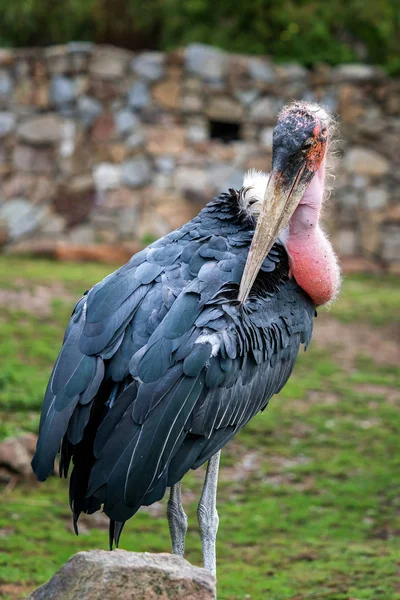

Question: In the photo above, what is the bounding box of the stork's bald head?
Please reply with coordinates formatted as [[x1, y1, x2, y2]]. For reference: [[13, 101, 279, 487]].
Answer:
[[272, 102, 331, 184], [239, 102, 334, 303]]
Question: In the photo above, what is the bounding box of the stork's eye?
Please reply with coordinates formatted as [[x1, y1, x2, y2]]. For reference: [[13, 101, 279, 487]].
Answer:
[[302, 139, 313, 152]]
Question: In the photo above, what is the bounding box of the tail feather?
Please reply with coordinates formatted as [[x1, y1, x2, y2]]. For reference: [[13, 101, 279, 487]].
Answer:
[[109, 519, 126, 550]]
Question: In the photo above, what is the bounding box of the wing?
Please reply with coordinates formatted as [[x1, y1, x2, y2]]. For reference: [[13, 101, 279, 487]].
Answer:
[[86, 265, 314, 525], [31, 190, 315, 543], [31, 204, 251, 482], [31, 235, 187, 482]]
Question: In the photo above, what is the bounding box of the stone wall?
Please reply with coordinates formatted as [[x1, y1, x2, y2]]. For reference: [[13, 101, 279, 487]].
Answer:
[[0, 43, 399, 270]]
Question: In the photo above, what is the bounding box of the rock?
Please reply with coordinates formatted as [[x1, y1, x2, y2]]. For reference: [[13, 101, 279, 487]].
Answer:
[[3, 174, 33, 200], [333, 64, 384, 82], [209, 164, 244, 193], [206, 96, 243, 122], [0, 199, 48, 240], [244, 151, 272, 172], [153, 80, 180, 109], [33, 176, 57, 205], [102, 186, 138, 209], [45, 45, 69, 74], [89, 78, 120, 102], [385, 203, 400, 221], [381, 225, 400, 262], [357, 107, 386, 137], [338, 84, 365, 122], [67, 42, 94, 55], [126, 129, 145, 148], [351, 175, 368, 190], [136, 206, 171, 240], [359, 219, 381, 255], [128, 81, 150, 110], [345, 148, 390, 177], [132, 52, 165, 81], [0, 433, 38, 477], [187, 117, 208, 143], [91, 112, 116, 141], [13, 144, 55, 174], [77, 95, 103, 127], [364, 188, 388, 210], [175, 166, 211, 202], [0, 49, 13, 67], [259, 127, 274, 151], [50, 76, 76, 106], [335, 229, 358, 257], [90, 47, 130, 80], [276, 63, 308, 81], [68, 224, 95, 245], [185, 44, 227, 82], [105, 142, 130, 163], [207, 141, 237, 163], [338, 192, 359, 223], [55, 243, 141, 264], [156, 195, 199, 229], [0, 111, 15, 137], [234, 89, 259, 106], [155, 156, 176, 173], [241, 123, 258, 142], [26, 550, 216, 600], [3, 174, 56, 205], [118, 206, 140, 238], [184, 77, 203, 93], [114, 108, 140, 136], [93, 163, 121, 191], [17, 114, 63, 145], [146, 126, 186, 156], [121, 155, 152, 187], [40, 213, 66, 235], [249, 97, 281, 124], [181, 93, 203, 113], [53, 183, 96, 226], [248, 58, 275, 83], [0, 70, 12, 99]]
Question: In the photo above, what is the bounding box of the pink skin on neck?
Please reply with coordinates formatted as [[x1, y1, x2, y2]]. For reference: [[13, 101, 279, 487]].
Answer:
[[286, 157, 340, 306]]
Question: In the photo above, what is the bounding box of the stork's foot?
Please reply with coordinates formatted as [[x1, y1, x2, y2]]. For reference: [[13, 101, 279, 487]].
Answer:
[[197, 451, 221, 574], [167, 482, 188, 557]]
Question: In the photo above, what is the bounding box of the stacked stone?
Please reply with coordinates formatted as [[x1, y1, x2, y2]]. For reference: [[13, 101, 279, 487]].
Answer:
[[0, 43, 398, 270]]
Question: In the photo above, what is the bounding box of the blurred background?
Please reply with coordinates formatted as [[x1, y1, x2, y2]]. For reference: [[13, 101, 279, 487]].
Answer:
[[0, 1, 399, 599]]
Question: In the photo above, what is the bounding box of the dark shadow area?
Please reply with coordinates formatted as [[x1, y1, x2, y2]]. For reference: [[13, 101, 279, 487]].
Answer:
[[209, 120, 241, 143]]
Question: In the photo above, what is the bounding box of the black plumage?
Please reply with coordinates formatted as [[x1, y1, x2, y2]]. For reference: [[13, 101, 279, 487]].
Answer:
[[32, 189, 315, 546]]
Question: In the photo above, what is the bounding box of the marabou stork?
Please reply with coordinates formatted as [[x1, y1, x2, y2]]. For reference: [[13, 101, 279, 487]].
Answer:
[[32, 101, 340, 574]]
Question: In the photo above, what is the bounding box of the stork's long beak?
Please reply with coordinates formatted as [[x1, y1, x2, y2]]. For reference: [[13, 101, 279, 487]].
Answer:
[[238, 165, 305, 303]]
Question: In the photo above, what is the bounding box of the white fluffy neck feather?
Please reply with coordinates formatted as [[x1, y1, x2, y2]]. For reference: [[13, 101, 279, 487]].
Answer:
[[240, 169, 270, 216]]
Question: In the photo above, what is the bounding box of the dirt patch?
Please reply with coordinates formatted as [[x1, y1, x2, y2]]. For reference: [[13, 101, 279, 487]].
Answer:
[[0, 583, 32, 600], [354, 384, 400, 405], [313, 317, 400, 368], [291, 392, 340, 413], [220, 451, 262, 483], [0, 283, 75, 317]]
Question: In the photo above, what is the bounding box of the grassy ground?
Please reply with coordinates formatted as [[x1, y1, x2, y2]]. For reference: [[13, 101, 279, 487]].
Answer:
[[0, 257, 399, 600]]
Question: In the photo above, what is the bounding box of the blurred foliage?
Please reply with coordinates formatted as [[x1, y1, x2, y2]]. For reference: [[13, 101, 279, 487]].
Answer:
[[0, 0, 399, 73]]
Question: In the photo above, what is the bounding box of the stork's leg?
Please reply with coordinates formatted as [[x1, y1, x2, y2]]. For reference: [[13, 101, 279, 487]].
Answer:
[[167, 482, 188, 557], [197, 450, 221, 574]]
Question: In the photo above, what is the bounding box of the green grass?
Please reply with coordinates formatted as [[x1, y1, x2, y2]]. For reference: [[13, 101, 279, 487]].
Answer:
[[0, 257, 399, 600], [328, 273, 400, 327]]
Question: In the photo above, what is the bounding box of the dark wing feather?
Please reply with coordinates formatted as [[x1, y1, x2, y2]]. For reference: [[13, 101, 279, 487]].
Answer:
[[32, 190, 315, 545], [86, 275, 313, 523]]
